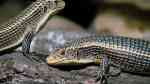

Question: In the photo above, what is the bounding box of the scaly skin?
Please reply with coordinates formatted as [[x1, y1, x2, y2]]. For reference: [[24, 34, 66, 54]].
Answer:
[[0, 0, 65, 51], [47, 35, 150, 75]]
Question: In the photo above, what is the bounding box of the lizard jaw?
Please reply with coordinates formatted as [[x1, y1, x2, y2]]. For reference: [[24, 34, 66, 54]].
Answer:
[[46, 55, 69, 65], [46, 48, 97, 66], [46, 54, 95, 66]]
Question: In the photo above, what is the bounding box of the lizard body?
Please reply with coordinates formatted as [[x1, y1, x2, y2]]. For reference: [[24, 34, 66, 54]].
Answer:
[[0, 0, 65, 52], [47, 35, 150, 75]]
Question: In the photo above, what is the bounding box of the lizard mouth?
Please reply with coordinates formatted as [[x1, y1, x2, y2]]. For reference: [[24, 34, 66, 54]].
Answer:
[[46, 55, 70, 65], [46, 55, 94, 66]]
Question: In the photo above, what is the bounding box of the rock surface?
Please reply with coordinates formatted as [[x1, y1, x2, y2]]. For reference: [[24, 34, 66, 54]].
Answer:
[[1, 30, 150, 84], [0, 52, 150, 84], [31, 31, 94, 55]]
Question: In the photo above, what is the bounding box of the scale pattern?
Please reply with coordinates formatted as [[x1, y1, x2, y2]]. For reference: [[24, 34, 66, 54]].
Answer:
[[64, 35, 150, 74], [0, 0, 65, 51]]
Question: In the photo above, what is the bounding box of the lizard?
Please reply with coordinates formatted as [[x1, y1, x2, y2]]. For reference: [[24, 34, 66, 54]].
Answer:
[[46, 35, 150, 84], [0, 0, 65, 55]]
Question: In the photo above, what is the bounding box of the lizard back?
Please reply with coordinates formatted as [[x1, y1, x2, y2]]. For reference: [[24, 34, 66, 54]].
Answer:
[[0, 0, 65, 51], [64, 35, 150, 74]]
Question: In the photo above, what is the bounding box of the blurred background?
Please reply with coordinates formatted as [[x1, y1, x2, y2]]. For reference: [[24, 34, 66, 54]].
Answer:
[[0, 0, 150, 39]]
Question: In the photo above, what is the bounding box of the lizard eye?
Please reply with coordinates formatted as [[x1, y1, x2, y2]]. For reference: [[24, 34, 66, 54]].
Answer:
[[60, 49, 65, 55], [54, 48, 65, 55], [46, 0, 57, 9]]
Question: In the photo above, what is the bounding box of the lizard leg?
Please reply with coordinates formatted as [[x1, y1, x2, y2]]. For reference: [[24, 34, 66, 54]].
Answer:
[[22, 31, 47, 63], [22, 31, 38, 61], [22, 31, 35, 54], [96, 55, 121, 84], [96, 55, 109, 84]]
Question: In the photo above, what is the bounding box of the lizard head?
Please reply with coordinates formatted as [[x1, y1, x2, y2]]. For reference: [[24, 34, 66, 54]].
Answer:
[[46, 48, 94, 66], [45, 0, 65, 13], [46, 41, 102, 66], [32, 0, 65, 33]]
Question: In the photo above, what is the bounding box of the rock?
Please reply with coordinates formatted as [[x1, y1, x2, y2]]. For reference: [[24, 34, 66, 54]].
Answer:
[[0, 29, 150, 83], [90, 11, 145, 38], [0, 52, 150, 84], [41, 16, 85, 32], [30, 16, 93, 55], [102, 0, 150, 10], [31, 31, 94, 55]]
